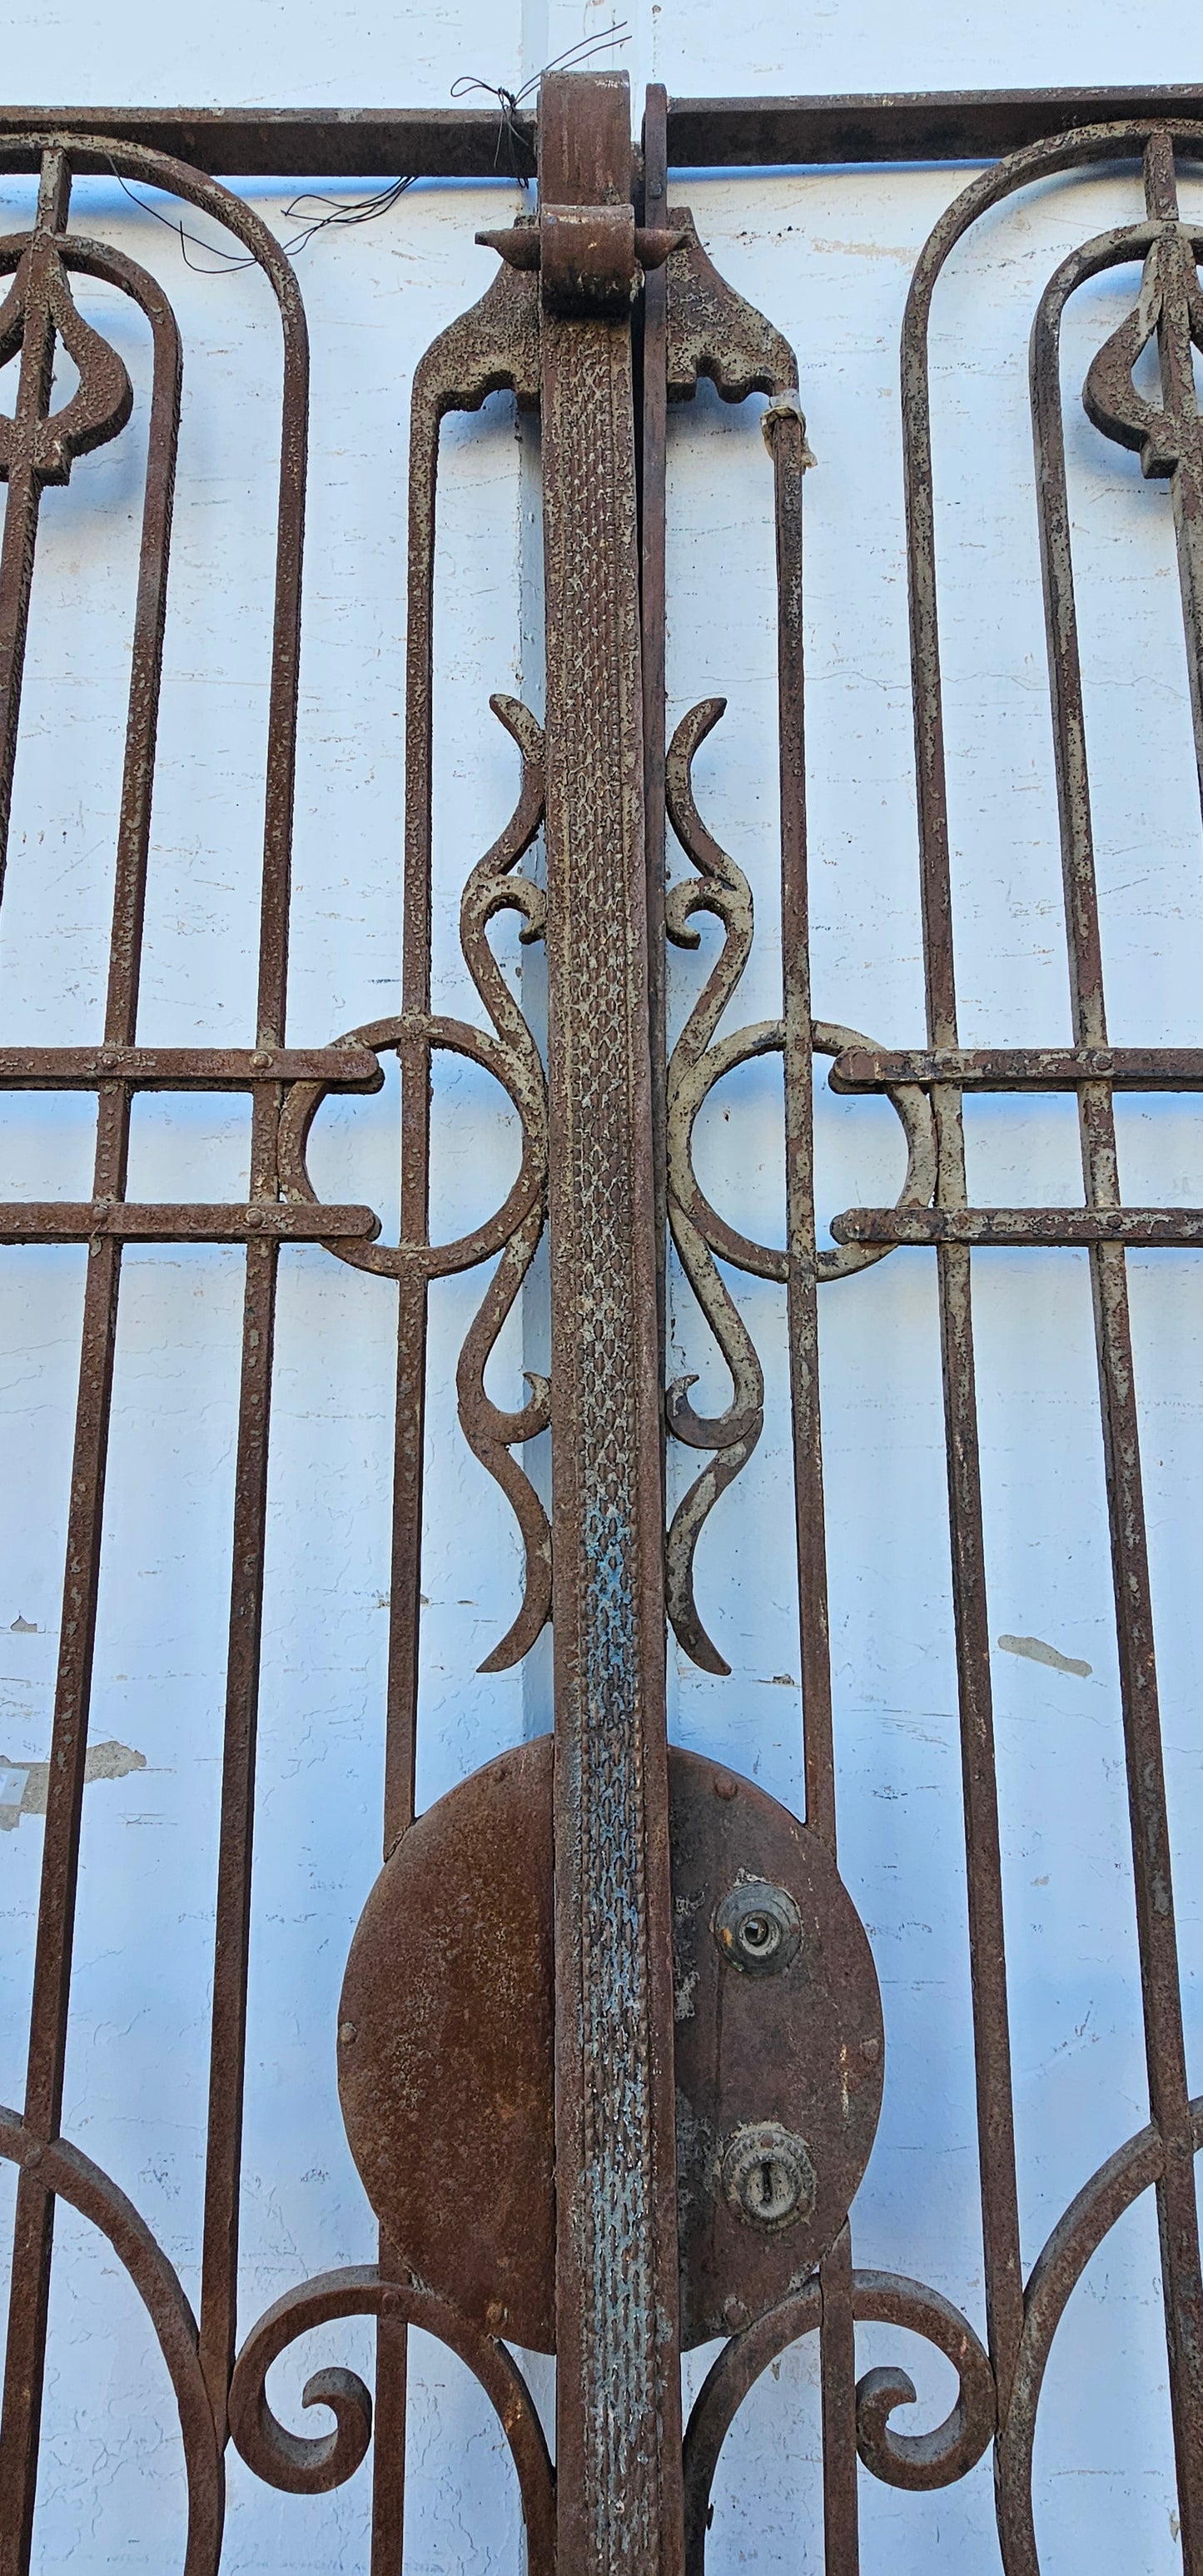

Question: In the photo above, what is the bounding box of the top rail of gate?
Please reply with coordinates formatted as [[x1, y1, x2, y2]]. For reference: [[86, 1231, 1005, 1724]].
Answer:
[[0, 87, 1202, 177]]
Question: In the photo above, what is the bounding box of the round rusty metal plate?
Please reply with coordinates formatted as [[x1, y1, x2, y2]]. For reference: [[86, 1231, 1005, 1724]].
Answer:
[[338, 1738, 555, 2349], [337, 1736, 882, 2351]]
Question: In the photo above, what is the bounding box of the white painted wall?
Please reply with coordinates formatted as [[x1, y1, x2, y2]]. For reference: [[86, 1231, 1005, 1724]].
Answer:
[[1, 4, 1201, 2570]]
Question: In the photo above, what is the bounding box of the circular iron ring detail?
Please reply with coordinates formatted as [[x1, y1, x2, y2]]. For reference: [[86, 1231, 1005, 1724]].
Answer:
[[277, 1009, 546, 1279], [671, 1017, 937, 1286]]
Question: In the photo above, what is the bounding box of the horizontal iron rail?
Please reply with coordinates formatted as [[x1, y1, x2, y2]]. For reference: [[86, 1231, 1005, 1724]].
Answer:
[[0, 89, 1202, 177], [0, 1201, 378, 1240], [832, 1045, 1203, 1091], [834, 1207, 1203, 1246], [0, 1044, 381, 1089]]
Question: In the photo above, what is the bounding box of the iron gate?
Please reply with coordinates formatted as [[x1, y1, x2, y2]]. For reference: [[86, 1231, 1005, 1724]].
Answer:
[[0, 66, 1201, 2576]]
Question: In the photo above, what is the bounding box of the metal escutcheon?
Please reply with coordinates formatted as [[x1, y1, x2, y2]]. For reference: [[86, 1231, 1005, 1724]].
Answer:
[[336, 1736, 883, 2350]]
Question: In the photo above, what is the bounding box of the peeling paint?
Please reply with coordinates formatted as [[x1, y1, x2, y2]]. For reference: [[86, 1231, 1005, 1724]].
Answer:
[[0, 1738, 147, 1829], [997, 1633, 1092, 1678]]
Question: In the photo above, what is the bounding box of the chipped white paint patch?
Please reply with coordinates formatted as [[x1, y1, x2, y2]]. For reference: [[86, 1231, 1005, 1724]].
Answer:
[[997, 1633, 1093, 1679], [0, 1738, 147, 1829]]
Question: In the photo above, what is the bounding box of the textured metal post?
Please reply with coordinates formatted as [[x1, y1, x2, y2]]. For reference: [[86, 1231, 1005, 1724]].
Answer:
[[539, 72, 686, 2574]]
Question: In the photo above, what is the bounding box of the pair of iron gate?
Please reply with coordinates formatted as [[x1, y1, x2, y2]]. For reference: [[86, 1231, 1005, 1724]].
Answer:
[[0, 62, 1201, 2576]]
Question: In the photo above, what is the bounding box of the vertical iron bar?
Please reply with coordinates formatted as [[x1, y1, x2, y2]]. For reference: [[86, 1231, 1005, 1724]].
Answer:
[[640, 82, 669, 1416], [1031, 211, 1203, 2564], [197, 246, 309, 2432], [0, 148, 71, 892], [818, 2224, 858, 2576], [0, 1231, 122, 2576], [198, 1226, 278, 2423], [772, 408, 835, 1856], [1142, 132, 1203, 813], [0, 177, 185, 2571], [360, 245, 452, 2576], [770, 395, 859, 2572], [902, 260, 1025, 2429], [539, 72, 684, 2574]]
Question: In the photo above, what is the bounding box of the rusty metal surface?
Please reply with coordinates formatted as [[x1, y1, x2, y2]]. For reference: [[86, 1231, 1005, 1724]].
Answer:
[[536, 72, 683, 2569], [3, 90, 1203, 177], [0, 74, 1201, 2576], [882, 109, 1203, 2576], [337, 1738, 557, 2352], [0, 135, 312, 2576], [682, 2265, 997, 2574], [669, 1754, 882, 2346], [335, 1736, 881, 2355]]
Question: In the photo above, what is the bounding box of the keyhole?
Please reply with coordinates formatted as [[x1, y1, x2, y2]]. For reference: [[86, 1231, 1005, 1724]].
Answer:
[[720, 2121, 817, 2232]]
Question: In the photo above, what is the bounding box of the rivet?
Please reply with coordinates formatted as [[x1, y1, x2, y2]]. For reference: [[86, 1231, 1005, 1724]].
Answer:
[[339, 2021, 357, 2046], [713, 1773, 738, 1801], [484, 2299, 506, 2334], [251, 1050, 270, 1069], [722, 2295, 750, 2331]]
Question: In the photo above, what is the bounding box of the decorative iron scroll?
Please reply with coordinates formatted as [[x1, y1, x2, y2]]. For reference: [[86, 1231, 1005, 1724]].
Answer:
[[0, 88, 1201, 2576]]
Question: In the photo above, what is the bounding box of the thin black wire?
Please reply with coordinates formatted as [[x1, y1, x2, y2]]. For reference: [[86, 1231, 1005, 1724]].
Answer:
[[451, 19, 631, 177], [102, 22, 631, 274], [105, 162, 417, 274]]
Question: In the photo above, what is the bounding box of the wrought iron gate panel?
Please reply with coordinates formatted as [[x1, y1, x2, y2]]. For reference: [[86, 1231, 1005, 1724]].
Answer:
[[0, 73, 1198, 2576]]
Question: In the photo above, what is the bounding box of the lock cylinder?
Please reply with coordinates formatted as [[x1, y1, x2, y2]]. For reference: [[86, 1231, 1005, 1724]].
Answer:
[[713, 1877, 803, 1977]]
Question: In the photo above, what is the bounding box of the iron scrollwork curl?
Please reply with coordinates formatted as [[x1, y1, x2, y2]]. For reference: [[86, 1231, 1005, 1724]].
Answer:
[[0, 2109, 223, 2576], [994, 2099, 1203, 2576], [228, 2263, 555, 2571], [682, 2265, 995, 2572], [453, 693, 550, 1672], [663, 698, 937, 1671], [664, 696, 766, 1676], [277, 695, 550, 1672]]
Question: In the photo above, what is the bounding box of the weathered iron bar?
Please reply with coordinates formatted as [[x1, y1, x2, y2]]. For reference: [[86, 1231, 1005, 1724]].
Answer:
[[196, 189, 310, 2454], [0, 1044, 380, 1087], [1031, 127, 1203, 2564], [0, 151, 175, 2566], [1142, 134, 1203, 809], [831, 1044, 1203, 1091], [766, 350, 862, 2576], [535, 72, 683, 2570], [639, 82, 669, 1445], [835, 1206, 1203, 1245], [0, 152, 74, 893], [902, 164, 1027, 2432], [0, 1201, 377, 1240], [2, 88, 1203, 179]]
